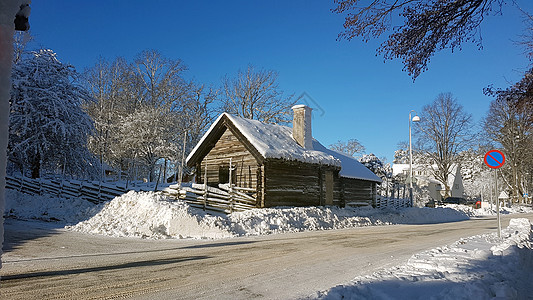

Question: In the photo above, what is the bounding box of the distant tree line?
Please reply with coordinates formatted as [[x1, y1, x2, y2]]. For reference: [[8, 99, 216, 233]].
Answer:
[[7, 34, 299, 182], [8, 25, 532, 203], [83, 50, 215, 182]]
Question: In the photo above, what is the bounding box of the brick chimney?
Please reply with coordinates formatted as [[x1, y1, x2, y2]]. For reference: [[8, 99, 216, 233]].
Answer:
[[291, 104, 313, 149]]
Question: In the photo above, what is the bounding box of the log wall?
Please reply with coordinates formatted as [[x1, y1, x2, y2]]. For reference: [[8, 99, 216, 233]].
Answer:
[[339, 177, 375, 206], [262, 160, 341, 207]]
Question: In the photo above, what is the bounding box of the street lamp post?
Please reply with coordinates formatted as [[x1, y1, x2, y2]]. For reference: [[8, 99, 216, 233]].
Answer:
[[409, 110, 420, 206]]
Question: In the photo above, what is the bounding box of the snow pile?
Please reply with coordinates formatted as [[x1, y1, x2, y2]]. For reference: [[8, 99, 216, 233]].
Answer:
[[314, 218, 533, 300], [4, 189, 530, 241], [67, 191, 232, 239], [445, 203, 533, 217], [4, 189, 98, 224], [66, 192, 469, 239], [221, 206, 469, 236]]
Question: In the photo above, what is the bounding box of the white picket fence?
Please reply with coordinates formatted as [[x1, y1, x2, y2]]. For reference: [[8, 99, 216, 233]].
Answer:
[[374, 196, 411, 209]]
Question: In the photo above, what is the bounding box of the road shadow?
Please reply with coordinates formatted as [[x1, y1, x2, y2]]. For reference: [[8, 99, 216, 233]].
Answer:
[[0, 255, 210, 281], [2, 188, 106, 254], [181, 240, 257, 249], [2, 239, 260, 264], [2, 218, 65, 254]]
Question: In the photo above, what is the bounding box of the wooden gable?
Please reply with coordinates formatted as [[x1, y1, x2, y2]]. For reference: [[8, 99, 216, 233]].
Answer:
[[187, 115, 264, 169], [189, 116, 264, 191]]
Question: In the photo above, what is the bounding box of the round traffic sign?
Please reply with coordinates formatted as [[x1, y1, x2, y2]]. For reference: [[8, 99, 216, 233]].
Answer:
[[484, 150, 505, 169]]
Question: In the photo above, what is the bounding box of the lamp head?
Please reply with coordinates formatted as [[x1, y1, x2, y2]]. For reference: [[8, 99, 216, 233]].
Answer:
[[412, 115, 421, 122]]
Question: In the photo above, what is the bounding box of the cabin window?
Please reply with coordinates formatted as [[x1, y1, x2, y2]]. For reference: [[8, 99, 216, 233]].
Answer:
[[219, 166, 229, 183], [218, 165, 237, 184]]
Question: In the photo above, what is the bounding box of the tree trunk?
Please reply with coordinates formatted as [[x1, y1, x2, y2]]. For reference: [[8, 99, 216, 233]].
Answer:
[[30, 152, 40, 179]]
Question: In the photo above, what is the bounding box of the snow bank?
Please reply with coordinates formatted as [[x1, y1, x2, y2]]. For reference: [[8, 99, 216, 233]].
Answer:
[[4, 189, 531, 242], [66, 192, 470, 239], [221, 206, 469, 236], [445, 203, 533, 217], [313, 218, 533, 300], [67, 191, 232, 239]]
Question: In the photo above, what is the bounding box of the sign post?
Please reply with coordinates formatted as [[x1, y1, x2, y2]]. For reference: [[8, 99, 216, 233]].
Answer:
[[484, 150, 505, 238]]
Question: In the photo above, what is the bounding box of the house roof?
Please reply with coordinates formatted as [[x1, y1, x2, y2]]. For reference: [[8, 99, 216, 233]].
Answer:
[[187, 113, 382, 183]]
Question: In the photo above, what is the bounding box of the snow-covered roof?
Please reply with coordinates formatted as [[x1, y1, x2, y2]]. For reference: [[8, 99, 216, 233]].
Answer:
[[187, 113, 382, 183], [392, 164, 410, 176], [311, 142, 382, 182], [226, 114, 340, 166]]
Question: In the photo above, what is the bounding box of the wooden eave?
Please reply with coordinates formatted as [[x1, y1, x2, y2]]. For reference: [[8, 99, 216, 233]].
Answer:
[[186, 114, 266, 168], [264, 157, 341, 171]]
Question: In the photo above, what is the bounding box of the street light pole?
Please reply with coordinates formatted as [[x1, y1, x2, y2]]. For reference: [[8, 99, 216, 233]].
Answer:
[[409, 110, 420, 207]]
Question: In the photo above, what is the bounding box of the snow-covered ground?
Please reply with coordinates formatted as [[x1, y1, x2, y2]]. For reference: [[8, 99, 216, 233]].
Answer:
[[312, 218, 533, 300], [3, 189, 533, 299], [4, 189, 532, 239], [4, 189, 99, 224]]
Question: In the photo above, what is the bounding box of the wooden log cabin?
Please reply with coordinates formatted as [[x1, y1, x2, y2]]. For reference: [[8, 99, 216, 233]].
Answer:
[[186, 105, 382, 208]]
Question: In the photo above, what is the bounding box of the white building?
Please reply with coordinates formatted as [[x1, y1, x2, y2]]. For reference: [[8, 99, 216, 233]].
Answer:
[[392, 163, 464, 201]]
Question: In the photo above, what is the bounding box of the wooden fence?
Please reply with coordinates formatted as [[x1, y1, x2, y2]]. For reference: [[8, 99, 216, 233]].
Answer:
[[162, 183, 257, 214], [6, 175, 409, 213], [5, 175, 257, 214], [6, 175, 130, 204]]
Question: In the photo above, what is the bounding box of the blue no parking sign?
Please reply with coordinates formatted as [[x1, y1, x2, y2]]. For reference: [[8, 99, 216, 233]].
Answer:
[[484, 150, 505, 169]]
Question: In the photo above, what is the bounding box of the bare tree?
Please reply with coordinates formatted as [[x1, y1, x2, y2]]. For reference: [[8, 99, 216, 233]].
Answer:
[[485, 68, 533, 125], [484, 91, 533, 203], [515, 4, 533, 61], [134, 49, 189, 108], [332, 0, 507, 79], [329, 139, 366, 157], [13, 30, 33, 63], [484, 67, 533, 201], [84, 56, 147, 177], [84, 50, 215, 182], [415, 93, 473, 197], [219, 65, 299, 124]]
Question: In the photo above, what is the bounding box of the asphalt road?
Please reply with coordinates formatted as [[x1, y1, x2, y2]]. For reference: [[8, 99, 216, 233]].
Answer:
[[1, 213, 532, 300]]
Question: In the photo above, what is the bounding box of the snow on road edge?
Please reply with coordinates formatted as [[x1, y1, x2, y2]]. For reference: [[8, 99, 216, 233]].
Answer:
[[64, 191, 472, 239], [312, 218, 533, 300], [4, 190, 533, 240]]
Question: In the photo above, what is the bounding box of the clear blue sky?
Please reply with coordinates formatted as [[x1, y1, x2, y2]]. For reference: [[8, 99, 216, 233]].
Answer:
[[27, 0, 532, 163]]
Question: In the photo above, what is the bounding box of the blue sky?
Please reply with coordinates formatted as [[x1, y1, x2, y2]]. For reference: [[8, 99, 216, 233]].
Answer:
[[28, 1, 532, 163]]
